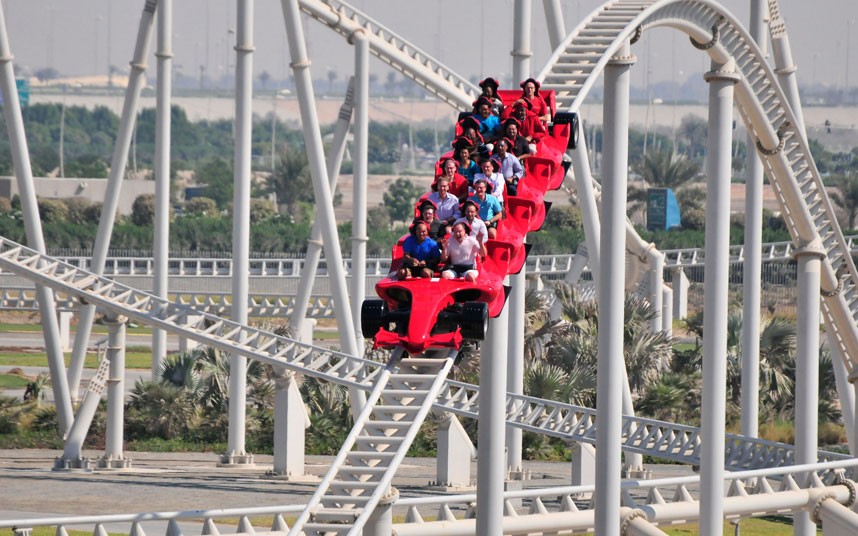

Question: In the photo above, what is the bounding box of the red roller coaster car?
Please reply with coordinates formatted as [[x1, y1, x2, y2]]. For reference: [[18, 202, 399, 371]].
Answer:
[[362, 89, 578, 355]]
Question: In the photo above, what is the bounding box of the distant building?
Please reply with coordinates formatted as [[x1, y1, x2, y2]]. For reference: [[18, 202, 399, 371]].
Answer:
[[0, 176, 154, 215]]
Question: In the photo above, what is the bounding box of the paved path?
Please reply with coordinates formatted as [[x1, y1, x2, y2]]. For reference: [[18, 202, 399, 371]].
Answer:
[[0, 449, 696, 534]]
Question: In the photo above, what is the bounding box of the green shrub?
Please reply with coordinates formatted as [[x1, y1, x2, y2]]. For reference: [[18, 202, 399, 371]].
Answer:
[[184, 196, 218, 217], [37, 199, 69, 223]]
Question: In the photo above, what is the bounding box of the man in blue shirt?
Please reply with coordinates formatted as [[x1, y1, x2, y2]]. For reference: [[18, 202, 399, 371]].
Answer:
[[468, 179, 503, 239], [397, 220, 441, 280]]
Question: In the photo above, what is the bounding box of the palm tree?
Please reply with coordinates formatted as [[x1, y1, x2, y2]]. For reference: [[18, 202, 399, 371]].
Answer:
[[633, 148, 701, 190], [830, 171, 858, 230]]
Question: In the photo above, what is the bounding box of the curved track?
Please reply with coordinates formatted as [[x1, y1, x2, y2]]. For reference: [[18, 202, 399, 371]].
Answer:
[[537, 0, 858, 378]]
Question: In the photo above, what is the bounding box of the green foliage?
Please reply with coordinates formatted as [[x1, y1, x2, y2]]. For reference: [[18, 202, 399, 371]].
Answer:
[[249, 198, 277, 223], [65, 154, 109, 178], [184, 197, 218, 217], [195, 157, 234, 209], [62, 197, 96, 224], [829, 171, 858, 229], [0, 196, 12, 213], [37, 198, 69, 223], [634, 148, 701, 189], [382, 177, 423, 224], [131, 194, 156, 226]]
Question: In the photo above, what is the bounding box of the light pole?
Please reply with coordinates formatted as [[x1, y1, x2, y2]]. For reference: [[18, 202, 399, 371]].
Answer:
[[843, 19, 855, 93], [94, 15, 104, 76]]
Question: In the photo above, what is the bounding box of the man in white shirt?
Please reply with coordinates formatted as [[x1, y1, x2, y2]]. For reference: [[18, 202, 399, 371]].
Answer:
[[440, 221, 487, 282], [455, 199, 489, 244]]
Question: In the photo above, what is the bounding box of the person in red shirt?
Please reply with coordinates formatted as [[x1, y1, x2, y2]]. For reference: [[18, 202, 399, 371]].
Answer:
[[517, 78, 550, 123], [434, 157, 470, 201]]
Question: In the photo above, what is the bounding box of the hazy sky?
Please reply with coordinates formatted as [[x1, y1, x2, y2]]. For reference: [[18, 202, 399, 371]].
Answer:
[[4, 0, 858, 94]]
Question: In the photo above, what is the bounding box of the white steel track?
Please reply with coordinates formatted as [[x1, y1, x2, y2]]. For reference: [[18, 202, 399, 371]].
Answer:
[[537, 0, 858, 380], [0, 237, 845, 475]]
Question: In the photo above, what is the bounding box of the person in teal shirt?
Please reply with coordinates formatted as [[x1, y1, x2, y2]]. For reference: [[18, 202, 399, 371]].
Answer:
[[468, 178, 503, 239]]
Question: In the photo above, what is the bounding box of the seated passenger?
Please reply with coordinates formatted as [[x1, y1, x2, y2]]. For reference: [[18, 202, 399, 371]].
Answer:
[[473, 158, 505, 204], [478, 77, 504, 117], [492, 138, 523, 197], [413, 201, 445, 240], [455, 199, 489, 244], [440, 221, 487, 282], [502, 117, 532, 160], [517, 77, 550, 122], [397, 220, 441, 280], [511, 100, 547, 148], [472, 97, 501, 143], [434, 158, 470, 201], [427, 177, 461, 227], [453, 138, 479, 183], [468, 179, 503, 239]]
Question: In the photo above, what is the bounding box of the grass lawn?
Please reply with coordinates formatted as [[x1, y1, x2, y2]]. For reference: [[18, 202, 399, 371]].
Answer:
[[0, 373, 30, 388], [0, 322, 152, 336], [662, 517, 816, 535], [0, 351, 153, 369]]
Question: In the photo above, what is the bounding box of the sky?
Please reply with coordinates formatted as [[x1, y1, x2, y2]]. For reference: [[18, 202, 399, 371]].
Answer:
[[3, 0, 858, 94]]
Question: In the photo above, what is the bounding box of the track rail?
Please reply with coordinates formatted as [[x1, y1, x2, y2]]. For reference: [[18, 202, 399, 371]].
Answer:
[[538, 0, 858, 378], [0, 237, 843, 473]]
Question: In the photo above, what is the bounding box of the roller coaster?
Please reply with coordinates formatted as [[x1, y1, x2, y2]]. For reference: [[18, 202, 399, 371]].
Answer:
[[2, 0, 858, 535]]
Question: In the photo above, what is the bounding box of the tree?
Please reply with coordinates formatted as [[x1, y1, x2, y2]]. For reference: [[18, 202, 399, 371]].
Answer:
[[195, 157, 234, 209], [830, 171, 858, 229], [633, 148, 701, 189], [268, 147, 312, 215], [382, 178, 423, 224], [678, 115, 708, 159], [65, 154, 108, 178], [184, 197, 218, 217], [131, 194, 156, 226]]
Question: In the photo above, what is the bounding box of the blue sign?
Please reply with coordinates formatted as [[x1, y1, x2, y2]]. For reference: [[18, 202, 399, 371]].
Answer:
[[0, 78, 30, 108]]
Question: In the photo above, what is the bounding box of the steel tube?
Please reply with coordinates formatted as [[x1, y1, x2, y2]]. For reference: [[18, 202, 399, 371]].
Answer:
[[0, 1, 73, 433], [104, 315, 127, 460], [152, 0, 172, 378], [700, 59, 739, 536], [289, 80, 354, 340], [511, 0, 532, 82], [794, 242, 823, 536], [351, 32, 369, 352], [68, 0, 156, 400], [279, 0, 362, 414], [226, 0, 255, 463], [476, 298, 510, 536], [595, 40, 634, 536], [542, 0, 567, 51]]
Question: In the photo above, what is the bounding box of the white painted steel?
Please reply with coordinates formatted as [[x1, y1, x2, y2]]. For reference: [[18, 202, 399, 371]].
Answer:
[[0, 0, 74, 433], [152, 0, 172, 378], [351, 33, 369, 353], [287, 350, 455, 536], [700, 58, 738, 536], [596, 39, 633, 536], [226, 0, 255, 464], [297, 0, 477, 109], [69, 0, 157, 405]]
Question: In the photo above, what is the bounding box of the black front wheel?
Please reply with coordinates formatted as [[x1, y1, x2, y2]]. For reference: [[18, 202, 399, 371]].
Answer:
[[361, 299, 389, 339], [459, 301, 489, 340]]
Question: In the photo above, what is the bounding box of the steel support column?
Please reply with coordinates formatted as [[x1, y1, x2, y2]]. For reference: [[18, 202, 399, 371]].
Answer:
[[507, 0, 533, 480], [0, 1, 73, 433], [511, 0, 532, 81], [793, 242, 824, 536], [477, 298, 510, 536], [224, 0, 255, 466], [100, 314, 130, 469], [68, 1, 156, 401], [595, 40, 634, 536], [279, 0, 362, 417], [152, 0, 172, 377], [700, 59, 739, 536], [542, 0, 567, 51], [740, 0, 766, 440], [350, 31, 369, 351], [289, 80, 354, 341]]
